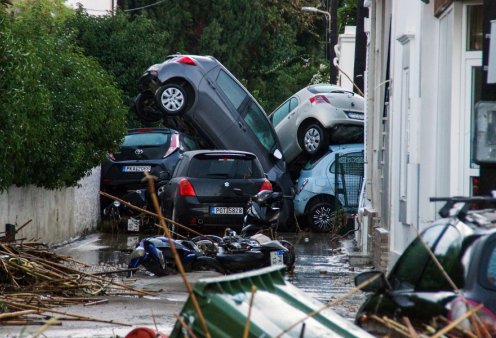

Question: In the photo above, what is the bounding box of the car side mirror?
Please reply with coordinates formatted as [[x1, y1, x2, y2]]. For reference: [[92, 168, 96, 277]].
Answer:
[[273, 149, 283, 160], [354, 270, 390, 293]]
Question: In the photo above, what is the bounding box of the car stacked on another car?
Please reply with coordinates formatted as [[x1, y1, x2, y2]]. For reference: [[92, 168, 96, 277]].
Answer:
[[294, 144, 364, 232], [160, 150, 273, 236], [269, 84, 365, 165], [354, 197, 496, 336], [100, 128, 200, 202], [135, 54, 295, 230]]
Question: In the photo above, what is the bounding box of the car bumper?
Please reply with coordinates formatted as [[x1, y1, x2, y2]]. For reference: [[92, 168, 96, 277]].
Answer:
[[293, 190, 316, 216], [174, 197, 247, 229]]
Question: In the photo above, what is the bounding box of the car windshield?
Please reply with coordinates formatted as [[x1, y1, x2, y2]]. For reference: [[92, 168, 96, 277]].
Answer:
[[187, 155, 263, 179], [388, 224, 464, 291], [122, 133, 170, 148], [308, 84, 348, 94], [303, 152, 330, 170], [243, 101, 277, 153], [481, 237, 496, 290]]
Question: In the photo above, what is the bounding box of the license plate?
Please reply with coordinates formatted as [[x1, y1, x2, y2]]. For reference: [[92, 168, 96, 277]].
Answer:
[[122, 166, 151, 173], [210, 207, 244, 215], [270, 250, 284, 266], [127, 218, 140, 232]]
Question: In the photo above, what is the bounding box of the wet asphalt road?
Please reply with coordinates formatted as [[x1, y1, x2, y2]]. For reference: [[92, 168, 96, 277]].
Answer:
[[0, 230, 371, 337]]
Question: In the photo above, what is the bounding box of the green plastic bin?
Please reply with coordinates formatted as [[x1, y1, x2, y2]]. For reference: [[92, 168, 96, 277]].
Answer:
[[170, 266, 374, 338]]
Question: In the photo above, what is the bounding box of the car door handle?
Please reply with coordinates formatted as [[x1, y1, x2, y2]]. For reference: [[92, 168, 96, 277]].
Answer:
[[238, 121, 246, 131]]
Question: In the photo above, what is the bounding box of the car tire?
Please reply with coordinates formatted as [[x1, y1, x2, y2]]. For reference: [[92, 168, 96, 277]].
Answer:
[[306, 198, 340, 233], [155, 83, 188, 116], [134, 91, 163, 123], [299, 123, 328, 157]]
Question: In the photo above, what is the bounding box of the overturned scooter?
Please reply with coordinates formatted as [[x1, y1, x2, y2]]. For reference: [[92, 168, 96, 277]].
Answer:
[[127, 236, 215, 276], [192, 189, 296, 274]]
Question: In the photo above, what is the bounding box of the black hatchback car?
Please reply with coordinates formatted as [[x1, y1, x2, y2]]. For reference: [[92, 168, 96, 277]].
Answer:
[[100, 128, 199, 199], [135, 55, 293, 199], [160, 150, 273, 235], [354, 197, 496, 335]]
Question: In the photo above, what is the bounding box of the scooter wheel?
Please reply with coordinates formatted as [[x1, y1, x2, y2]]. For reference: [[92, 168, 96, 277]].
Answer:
[[281, 240, 296, 273]]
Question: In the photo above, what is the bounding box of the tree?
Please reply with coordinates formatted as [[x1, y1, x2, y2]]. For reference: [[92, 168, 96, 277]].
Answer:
[[65, 9, 170, 126], [0, 0, 127, 190], [115, 0, 325, 112]]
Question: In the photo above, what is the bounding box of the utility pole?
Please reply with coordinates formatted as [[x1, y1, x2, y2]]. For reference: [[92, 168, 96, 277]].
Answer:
[[353, 0, 367, 93], [477, 0, 496, 196], [329, 0, 339, 84]]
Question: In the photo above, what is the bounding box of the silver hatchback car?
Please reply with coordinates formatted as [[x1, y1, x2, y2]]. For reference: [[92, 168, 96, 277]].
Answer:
[[268, 84, 364, 164]]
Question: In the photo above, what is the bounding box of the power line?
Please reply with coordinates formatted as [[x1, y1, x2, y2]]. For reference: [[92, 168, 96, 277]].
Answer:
[[123, 0, 167, 12], [74, 0, 167, 14]]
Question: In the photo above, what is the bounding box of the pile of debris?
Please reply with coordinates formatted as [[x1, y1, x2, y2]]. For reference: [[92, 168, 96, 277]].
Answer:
[[0, 240, 151, 326]]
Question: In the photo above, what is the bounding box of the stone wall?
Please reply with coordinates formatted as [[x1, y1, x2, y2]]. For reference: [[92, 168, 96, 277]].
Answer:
[[0, 167, 101, 245], [372, 227, 390, 272]]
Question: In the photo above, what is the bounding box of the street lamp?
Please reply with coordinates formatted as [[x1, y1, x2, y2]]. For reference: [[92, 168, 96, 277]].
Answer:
[[302, 6, 333, 83]]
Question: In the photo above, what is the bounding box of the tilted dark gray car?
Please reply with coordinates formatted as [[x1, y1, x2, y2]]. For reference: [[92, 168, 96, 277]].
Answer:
[[135, 55, 295, 229]]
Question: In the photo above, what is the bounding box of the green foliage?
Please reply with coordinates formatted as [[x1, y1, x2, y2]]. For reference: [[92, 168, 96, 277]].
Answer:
[[0, 0, 127, 190], [65, 9, 170, 127], [116, 0, 326, 112], [338, 0, 357, 33]]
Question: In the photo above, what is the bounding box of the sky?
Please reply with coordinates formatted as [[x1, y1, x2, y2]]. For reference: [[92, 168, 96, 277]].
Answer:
[[65, 0, 113, 16]]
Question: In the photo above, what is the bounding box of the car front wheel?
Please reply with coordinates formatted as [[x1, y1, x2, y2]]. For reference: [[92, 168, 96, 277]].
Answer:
[[155, 83, 187, 116], [306, 198, 340, 233], [300, 123, 328, 157]]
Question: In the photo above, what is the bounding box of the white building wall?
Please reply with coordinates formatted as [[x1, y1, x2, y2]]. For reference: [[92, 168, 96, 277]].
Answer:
[[337, 26, 357, 92], [361, 0, 481, 270], [0, 168, 101, 245]]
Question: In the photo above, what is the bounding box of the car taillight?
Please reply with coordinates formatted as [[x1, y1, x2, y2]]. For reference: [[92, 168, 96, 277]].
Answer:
[[448, 297, 496, 333], [107, 153, 115, 161], [179, 178, 196, 196], [176, 56, 197, 66], [164, 134, 179, 158], [298, 178, 309, 193], [309, 95, 330, 104], [259, 179, 272, 192]]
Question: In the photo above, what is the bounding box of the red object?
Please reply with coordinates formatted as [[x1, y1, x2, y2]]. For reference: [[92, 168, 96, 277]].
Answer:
[[309, 95, 330, 104], [164, 133, 179, 157], [259, 179, 273, 192], [176, 56, 197, 65], [125, 327, 168, 338], [179, 178, 196, 196]]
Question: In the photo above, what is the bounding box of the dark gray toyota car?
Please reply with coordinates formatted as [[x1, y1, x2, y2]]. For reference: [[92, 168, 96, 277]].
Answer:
[[135, 55, 294, 229]]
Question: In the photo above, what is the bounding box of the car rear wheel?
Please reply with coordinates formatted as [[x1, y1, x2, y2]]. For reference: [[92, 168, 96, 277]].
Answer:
[[155, 83, 187, 116], [300, 123, 328, 157], [306, 198, 340, 233], [134, 91, 163, 123]]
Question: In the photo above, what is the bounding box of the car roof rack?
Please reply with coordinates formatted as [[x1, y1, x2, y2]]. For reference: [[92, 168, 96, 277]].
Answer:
[[430, 196, 496, 224]]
